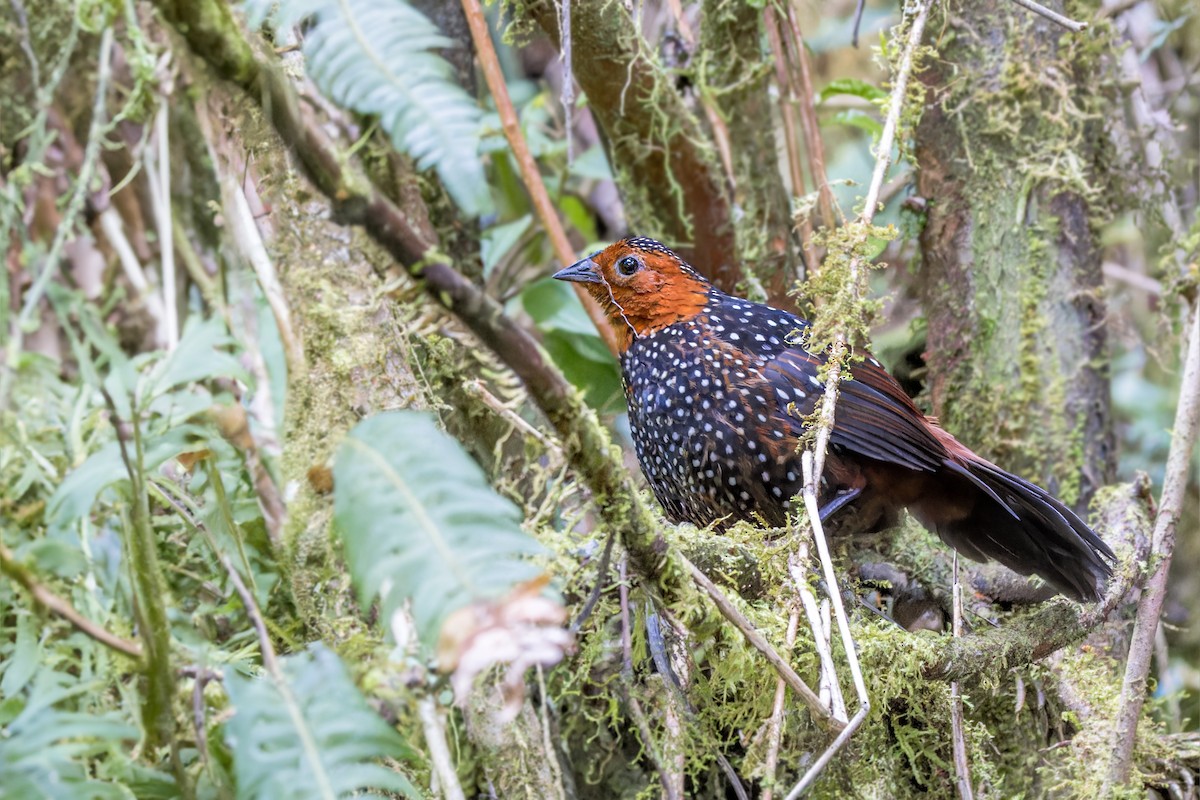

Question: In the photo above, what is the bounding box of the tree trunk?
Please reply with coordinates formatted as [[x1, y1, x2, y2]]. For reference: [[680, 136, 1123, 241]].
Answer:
[[914, 1, 1117, 507]]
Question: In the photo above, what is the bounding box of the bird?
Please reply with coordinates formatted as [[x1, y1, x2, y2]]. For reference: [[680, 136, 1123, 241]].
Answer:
[[553, 236, 1115, 602]]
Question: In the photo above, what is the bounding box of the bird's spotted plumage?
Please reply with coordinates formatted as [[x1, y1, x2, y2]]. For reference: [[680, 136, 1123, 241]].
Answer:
[[620, 292, 815, 527], [554, 237, 1115, 601]]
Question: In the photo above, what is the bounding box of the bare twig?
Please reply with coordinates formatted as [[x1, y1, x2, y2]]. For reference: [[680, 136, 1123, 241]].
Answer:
[[96, 206, 169, 341], [0, 540, 144, 660], [154, 97, 179, 348], [419, 695, 469, 800], [783, 10, 932, 792], [784, 454, 871, 799], [460, 0, 618, 356], [790, 555, 846, 722], [762, 607, 801, 800], [1006, 0, 1089, 32], [681, 554, 840, 731], [222, 171, 306, 381], [10, 0, 40, 87], [950, 553, 975, 800], [568, 528, 615, 633], [764, 6, 818, 275], [782, 2, 838, 231], [464, 379, 563, 464], [1103, 261, 1163, 296], [1106, 299, 1200, 791]]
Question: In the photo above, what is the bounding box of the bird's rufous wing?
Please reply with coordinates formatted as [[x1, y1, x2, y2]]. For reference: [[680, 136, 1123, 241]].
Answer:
[[763, 348, 947, 472]]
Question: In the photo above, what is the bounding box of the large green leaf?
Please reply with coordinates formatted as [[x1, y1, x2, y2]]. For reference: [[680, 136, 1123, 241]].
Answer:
[[333, 411, 545, 645], [223, 645, 418, 800], [245, 0, 490, 216]]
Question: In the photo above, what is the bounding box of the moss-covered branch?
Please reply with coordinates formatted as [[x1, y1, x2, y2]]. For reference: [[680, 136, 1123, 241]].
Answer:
[[152, 0, 678, 596]]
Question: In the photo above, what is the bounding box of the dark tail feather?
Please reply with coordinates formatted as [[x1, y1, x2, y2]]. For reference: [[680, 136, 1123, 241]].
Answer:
[[924, 457, 1115, 602]]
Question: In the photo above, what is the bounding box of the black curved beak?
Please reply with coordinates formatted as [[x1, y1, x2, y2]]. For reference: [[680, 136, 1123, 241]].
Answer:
[[552, 257, 603, 285]]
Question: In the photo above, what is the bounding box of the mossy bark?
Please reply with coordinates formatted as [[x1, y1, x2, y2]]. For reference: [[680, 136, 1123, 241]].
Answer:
[[914, 0, 1118, 507], [515, 0, 740, 291], [699, 0, 798, 301]]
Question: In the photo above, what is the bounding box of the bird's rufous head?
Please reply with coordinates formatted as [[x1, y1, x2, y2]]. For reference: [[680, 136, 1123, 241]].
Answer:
[[552, 237, 712, 352]]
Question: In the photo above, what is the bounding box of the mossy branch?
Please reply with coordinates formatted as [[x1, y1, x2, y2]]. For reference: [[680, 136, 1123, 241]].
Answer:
[[924, 480, 1151, 683], [0, 541, 144, 660], [151, 0, 679, 597]]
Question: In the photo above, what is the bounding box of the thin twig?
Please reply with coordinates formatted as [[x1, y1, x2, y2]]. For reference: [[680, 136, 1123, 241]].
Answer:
[[0, 541, 144, 660], [761, 607, 800, 800], [154, 96, 179, 348], [96, 208, 169, 347], [790, 555, 846, 722], [568, 528, 616, 633], [764, 6, 818, 276], [1106, 299, 1200, 791], [782, 2, 838, 231], [460, 0, 619, 356], [950, 553, 975, 800], [1006, 0, 1089, 32], [222, 170, 306, 381], [10, 0, 40, 87], [783, 454, 871, 799], [783, 10, 932, 790], [465, 379, 563, 464], [418, 695, 469, 800], [681, 554, 841, 731]]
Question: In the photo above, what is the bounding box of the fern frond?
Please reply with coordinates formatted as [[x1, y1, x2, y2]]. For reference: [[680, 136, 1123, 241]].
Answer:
[[332, 411, 546, 646], [0, 675, 139, 799], [223, 645, 419, 800], [244, 0, 491, 216]]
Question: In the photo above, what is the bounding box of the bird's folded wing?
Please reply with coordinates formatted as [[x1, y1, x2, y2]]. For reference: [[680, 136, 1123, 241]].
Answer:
[[764, 348, 946, 472]]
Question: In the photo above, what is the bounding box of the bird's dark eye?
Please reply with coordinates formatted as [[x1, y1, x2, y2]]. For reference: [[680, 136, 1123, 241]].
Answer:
[[617, 255, 641, 276]]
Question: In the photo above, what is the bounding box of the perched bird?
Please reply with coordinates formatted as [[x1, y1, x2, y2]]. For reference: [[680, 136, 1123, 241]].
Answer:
[[554, 236, 1114, 602]]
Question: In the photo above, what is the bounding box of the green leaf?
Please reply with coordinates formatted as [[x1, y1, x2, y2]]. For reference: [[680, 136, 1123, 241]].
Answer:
[[223, 645, 419, 800], [333, 411, 545, 645], [830, 108, 883, 138], [481, 214, 532, 277], [0, 613, 41, 698], [521, 278, 623, 412], [245, 0, 490, 216], [819, 77, 887, 103], [144, 316, 246, 404], [46, 423, 213, 533], [0, 674, 139, 800]]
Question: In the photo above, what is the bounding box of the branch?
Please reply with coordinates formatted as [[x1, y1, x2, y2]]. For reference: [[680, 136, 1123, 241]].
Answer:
[[152, 0, 680, 596], [1006, 0, 1089, 32], [681, 554, 841, 731], [521, 0, 740, 291], [923, 479, 1151, 682], [0, 541, 144, 660], [1106, 299, 1200, 790], [459, 0, 618, 356]]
